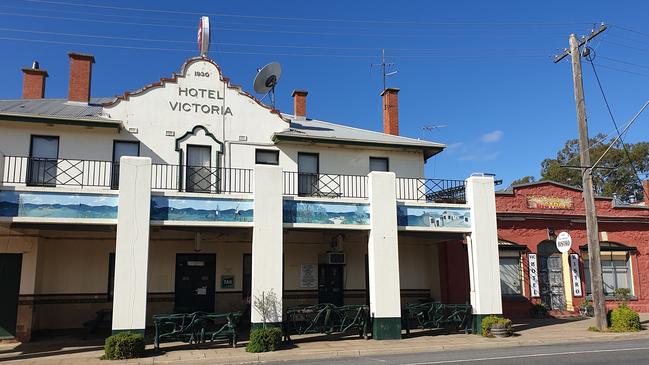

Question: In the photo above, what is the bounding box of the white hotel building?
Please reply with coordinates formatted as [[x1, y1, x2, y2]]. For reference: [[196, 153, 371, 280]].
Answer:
[[0, 47, 502, 342]]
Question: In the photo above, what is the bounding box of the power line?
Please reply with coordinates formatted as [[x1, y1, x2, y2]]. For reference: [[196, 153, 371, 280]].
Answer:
[[22, 0, 596, 27], [594, 63, 649, 78], [597, 55, 649, 70], [0, 26, 548, 54], [0, 36, 549, 60], [585, 48, 646, 193]]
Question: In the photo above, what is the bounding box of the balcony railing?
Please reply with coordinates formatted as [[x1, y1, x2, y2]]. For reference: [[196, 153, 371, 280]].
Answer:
[[283, 171, 368, 198], [151, 164, 253, 194], [395, 177, 466, 204], [2, 156, 466, 203], [2, 156, 114, 188]]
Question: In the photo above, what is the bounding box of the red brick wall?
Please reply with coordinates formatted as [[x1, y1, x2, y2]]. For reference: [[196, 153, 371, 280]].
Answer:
[[68, 53, 94, 103], [381, 88, 399, 135], [496, 182, 649, 315], [22, 69, 47, 99]]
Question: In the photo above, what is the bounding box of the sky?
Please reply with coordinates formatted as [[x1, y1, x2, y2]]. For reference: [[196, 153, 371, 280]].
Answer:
[[1, 0, 648, 187]]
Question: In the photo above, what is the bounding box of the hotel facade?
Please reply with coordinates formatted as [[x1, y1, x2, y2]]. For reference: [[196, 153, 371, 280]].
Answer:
[[0, 51, 504, 342]]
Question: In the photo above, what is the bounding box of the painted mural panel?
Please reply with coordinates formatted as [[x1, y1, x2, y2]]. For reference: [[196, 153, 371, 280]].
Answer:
[[283, 200, 370, 225], [397, 205, 471, 229], [151, 196, 253, 222], [0, 191, 118, 219]]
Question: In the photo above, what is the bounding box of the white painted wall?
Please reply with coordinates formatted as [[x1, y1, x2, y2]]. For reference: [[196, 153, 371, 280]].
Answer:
[[250, 165, 283, 324], [466, 175, 502, 315], [112, 157, 152, 332], [367, 171, 401, 318]]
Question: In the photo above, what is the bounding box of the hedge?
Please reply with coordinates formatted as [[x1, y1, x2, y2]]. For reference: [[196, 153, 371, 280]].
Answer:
[[103, 331, 145, 360]]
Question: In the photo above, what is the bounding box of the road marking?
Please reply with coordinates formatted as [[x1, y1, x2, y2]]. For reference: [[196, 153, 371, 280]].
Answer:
[[398, 346, 649, 364]]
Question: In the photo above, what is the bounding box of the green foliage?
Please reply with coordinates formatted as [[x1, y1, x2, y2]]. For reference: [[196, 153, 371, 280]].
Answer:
[[587, 326, 600, 332], [514, 134, 649, 200], [103, 332, 145, 360], [245, 327, 282, 353], [481, 315, 513, 337], [609, 305, 641, 332], [530, 303, 548, 318], [614, 288, 632, 303], [510, 176, 536, 186]]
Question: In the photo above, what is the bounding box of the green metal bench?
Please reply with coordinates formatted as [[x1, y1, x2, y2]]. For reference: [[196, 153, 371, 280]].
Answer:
[[402, 302, 472, 335], [283, 303, 369, 341], [153, 311, 241, 349]]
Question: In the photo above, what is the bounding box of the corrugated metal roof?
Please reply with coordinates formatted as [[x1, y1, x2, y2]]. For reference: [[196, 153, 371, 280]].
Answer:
[[274, 116, 445, 157], [0, 98, 119, 124]]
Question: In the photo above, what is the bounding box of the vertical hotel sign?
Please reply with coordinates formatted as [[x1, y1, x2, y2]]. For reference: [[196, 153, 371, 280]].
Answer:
[[528, 254, 540, 297], [570, 254, 583, 297]]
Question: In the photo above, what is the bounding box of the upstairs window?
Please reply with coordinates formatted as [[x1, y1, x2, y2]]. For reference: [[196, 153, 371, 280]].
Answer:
[[28, 135, 59, 186], [255, 149, 279, 165], [369, 157, 389, 172], [111, 141, 140, 189]]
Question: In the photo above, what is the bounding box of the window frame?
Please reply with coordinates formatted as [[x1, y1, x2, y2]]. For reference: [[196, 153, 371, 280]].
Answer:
[[255, 149, 280, 165], [499, 255, 523, 296], [111, 140, 140, 189], [583, 252, 634, 297], [369, 156, 389, 172], [27, 135, 60, 186]]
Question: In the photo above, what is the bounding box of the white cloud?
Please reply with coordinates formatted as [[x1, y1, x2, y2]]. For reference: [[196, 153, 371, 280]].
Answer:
[[480, 130, 504, 143]]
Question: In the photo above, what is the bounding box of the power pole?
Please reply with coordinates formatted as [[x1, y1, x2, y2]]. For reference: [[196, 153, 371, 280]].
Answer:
[[554, 24, 608, 330]]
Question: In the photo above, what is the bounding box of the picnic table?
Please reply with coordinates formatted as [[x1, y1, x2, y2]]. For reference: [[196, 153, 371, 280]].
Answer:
[[401, 302, 472, 335], [283, 303, 369, 341], [152, 311, 241, 349]]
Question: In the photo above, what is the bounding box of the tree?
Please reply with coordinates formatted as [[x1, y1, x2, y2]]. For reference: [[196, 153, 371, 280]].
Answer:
[[516, 134, 649, 200], [510, 176, 536, 186]]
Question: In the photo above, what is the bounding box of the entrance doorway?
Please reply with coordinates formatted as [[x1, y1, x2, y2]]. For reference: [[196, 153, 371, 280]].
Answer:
[[0, 254, 22, 339], [174, 254, 216, 313], [318, 264, 343, 306], [537, 240, 565, 310]]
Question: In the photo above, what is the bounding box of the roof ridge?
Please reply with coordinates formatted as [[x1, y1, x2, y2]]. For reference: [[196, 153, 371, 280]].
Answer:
[[289, 116, 445, 147]]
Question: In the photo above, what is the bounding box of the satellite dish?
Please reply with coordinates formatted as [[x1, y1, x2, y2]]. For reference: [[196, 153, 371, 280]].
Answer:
[[253, 62, 282, 107], [197, 16, 211, 57]]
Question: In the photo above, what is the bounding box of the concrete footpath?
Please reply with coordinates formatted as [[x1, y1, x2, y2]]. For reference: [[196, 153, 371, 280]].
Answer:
[[1, 315, 648, 365]]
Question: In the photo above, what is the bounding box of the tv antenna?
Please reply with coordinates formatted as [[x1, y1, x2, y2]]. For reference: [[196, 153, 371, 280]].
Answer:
[[371, 49, 397, 90], [421, 124, 447, 133], [253, 62, 282, 108]]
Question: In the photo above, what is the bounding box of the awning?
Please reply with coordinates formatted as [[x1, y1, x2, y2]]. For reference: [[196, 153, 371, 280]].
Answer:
[[579, 241, 637, 252], [498, 238, 528, 251]]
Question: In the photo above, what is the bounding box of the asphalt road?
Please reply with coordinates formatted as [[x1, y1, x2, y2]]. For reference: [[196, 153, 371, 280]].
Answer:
[[262, 339, 649, 365]]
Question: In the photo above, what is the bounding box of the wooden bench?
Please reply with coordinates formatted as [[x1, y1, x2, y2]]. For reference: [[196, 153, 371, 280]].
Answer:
[[402, 302, 472, 335], [283, 303, 369, 341], [153, 311, 241, 349]]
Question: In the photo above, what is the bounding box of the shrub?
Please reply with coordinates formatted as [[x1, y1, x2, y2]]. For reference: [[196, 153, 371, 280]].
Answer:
[[103, 332, 145, 360], [613, 288, 632, 303], [245, 327, 282, 353], [481, 315, 513, 337], [529, 303, 548, 318], [609, 305, 641, 332]]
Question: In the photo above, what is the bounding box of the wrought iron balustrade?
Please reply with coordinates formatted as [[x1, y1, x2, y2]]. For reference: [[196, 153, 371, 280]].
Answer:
[[2, 156, 114, 188], [395, 177, 466, 204], [283, 171, 368, 198], [151, 164, 253, 194]]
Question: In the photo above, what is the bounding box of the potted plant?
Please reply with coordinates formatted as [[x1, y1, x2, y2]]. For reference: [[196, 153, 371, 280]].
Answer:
[[529, 303, 548, 319], [579, 299, 594, 317], [481, 315, 513, 338]]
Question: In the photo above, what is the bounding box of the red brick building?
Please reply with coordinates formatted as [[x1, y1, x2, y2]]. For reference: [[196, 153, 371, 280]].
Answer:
[[495, 180, 649, 318]]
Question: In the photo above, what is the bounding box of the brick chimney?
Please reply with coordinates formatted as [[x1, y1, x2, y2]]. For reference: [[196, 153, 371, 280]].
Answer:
[[68, 52, 95, 103], [22, 61, 48, 99], [643, 180, 649, 205], [292, 90, 308, 118], [381, 88, 399, 135]]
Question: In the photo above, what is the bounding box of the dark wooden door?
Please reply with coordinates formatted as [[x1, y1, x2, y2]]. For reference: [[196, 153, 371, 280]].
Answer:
[[318, 264, 344, 306], [0, 254, 22, 339], [174, 254, 216, 313], [539, 255, 565, 310]]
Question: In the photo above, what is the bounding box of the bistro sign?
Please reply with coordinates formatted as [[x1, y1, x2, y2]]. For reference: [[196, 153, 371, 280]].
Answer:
[[527, 195, 573, 210]]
